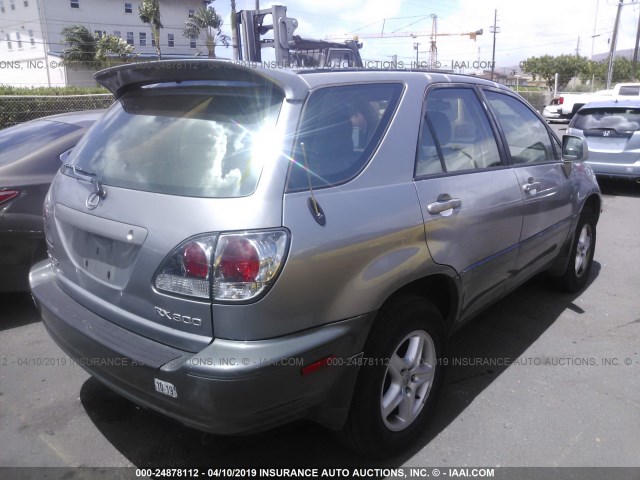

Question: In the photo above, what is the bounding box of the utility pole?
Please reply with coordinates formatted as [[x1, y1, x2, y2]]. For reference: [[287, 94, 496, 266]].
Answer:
[[414, 42, 420, 65], [575, 36, 581, 56], [606, 0, 623, 89], [633, 6, 640, 79], [490, 9, 498, 81], [230, 0, 239, 60], [429, 14, 438, 67], [591, 0, 600, 58]]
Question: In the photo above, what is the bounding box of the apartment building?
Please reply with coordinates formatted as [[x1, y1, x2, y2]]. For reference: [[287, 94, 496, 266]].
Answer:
[[0, 0, 211, 87]]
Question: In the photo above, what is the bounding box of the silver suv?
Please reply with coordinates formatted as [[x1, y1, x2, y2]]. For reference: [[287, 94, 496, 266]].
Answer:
[[568, 99, 640, 182], [30, 60, 601, 457]]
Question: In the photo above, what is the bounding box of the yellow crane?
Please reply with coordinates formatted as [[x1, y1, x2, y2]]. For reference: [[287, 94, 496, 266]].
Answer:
[[326, 15, 482, 67]]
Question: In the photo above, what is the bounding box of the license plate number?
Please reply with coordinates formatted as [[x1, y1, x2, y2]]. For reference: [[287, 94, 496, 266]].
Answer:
[[154, 378, 177, 398]]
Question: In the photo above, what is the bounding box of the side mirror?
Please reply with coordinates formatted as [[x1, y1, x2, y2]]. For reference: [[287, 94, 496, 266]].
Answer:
[[562, 135, 588, 162], [59, 149, 72, 164]]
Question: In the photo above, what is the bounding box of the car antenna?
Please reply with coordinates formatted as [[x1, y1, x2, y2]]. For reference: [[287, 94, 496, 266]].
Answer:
[[300, 142, 326, 226]]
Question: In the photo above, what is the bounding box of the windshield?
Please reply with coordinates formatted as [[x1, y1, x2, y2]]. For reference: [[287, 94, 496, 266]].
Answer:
[[66, 85, 284, 198], [572, 107, 640, 132]]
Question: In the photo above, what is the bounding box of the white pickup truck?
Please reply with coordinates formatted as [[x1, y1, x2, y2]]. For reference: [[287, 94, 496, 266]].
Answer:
[[543, 83, 640, 122]]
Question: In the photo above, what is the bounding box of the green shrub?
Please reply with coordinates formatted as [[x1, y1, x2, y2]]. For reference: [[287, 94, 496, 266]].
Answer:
[[0, 85, 109, 95]]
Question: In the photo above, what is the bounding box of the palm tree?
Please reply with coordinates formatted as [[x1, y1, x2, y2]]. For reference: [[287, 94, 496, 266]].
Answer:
[[60, 25, 96, 66], [139, 0, 163, 60], [183, 6, 230, 58], [95, 35, 137, 67]]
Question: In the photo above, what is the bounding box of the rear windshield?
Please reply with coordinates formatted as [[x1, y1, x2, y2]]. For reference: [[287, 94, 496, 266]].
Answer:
[[0, 120, 80, 167], [617, 86, 640, 96], [66, 84, 284, 198], [572, 107, 640, 132]]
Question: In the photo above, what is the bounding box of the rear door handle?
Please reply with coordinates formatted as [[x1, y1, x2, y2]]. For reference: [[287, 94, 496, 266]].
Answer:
[[427, 194, 462, 215], [523, 179, 541, 193]]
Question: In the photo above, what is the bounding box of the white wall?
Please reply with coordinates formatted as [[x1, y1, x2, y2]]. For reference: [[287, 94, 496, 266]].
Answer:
[[0, 0, 55, 86], [43, 0, 208, 58], [0, 0, 211, 87]]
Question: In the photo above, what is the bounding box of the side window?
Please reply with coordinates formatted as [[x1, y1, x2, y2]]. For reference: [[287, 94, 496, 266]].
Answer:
[[286, 83, 403, 191], [484, 90, 555, 164], [418, 87, 502, 176]]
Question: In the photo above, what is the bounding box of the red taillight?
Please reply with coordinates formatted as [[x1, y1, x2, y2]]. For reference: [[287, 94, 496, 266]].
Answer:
[[154, 237, 215, 299], [155, 230, 288, 302], [558, 97, 564, 105], [183, 242, 209, 279], [0, 190, 19, 205], [219, 238, 260, 282]]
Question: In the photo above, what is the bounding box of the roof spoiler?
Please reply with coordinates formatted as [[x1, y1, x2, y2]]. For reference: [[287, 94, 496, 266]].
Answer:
[[94, 59, 307, 99]]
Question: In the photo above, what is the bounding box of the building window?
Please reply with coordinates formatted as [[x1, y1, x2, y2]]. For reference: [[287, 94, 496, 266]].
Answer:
[[188, 9, 194, 18], [124, 2, 132, 13], [6, 33, 11, 50], [1, 1, 5, 13], [168, 33, 174, 48], [126, 31, 134, 45], [24, 0, 28, 6], [139, 32, 146, 46], [70, 0, 79, 8], [16, 31, 22, 48], [189, 35, 196, 49], [114, 30, 121, 38], [151, 36, 156, 47], [29, 29, 34, 46], [10, 0, 15, 10]]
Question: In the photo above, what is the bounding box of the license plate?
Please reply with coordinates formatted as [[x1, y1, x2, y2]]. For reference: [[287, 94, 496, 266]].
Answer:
[[154, 378, 177, 398]]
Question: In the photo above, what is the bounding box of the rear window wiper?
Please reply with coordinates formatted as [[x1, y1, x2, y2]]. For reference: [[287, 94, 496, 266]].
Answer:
[[61, 162, 108, 201], [61, 162, 98, 182], [59, 150, 106, 201], [59, 149, 98, 182]]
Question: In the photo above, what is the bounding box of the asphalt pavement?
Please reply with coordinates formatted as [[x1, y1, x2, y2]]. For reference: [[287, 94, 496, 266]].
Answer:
[[0, 179, 638, 474]]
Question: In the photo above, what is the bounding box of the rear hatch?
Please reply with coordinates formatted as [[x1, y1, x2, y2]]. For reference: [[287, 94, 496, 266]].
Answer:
[[571, 105, 640, 164], [45, 61, 296, 352]]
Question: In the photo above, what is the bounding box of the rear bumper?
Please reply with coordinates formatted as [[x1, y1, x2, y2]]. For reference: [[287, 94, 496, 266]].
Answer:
[[543, 107, 567, 121], [587, 160, 640, 180], [29, 261, 373, 435]]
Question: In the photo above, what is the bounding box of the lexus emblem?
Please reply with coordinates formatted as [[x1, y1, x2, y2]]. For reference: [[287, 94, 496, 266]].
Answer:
[[86, 178, 107, 210], [603, 130, 611, 137]]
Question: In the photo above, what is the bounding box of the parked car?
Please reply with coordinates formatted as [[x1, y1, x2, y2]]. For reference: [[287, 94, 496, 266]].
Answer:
[[0, 110, 103, 292], [30, 60, 601, 457], [543, 83, 640, 123], [567, 99, 640, 183]]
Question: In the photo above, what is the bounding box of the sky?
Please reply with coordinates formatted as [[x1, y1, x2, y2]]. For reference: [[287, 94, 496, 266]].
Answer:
[[212, 0, 640, 74]]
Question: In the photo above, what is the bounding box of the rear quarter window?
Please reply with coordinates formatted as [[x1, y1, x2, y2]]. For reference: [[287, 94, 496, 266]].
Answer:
[[286, 83, 403, 191]]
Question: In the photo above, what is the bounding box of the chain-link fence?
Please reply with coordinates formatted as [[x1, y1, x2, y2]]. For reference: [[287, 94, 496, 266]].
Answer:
[[0, 94, 114, 130]]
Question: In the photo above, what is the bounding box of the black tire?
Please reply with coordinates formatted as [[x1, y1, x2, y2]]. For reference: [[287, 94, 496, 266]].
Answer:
[[556, 210, 596, 292], [340, 295, 446, 457]]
